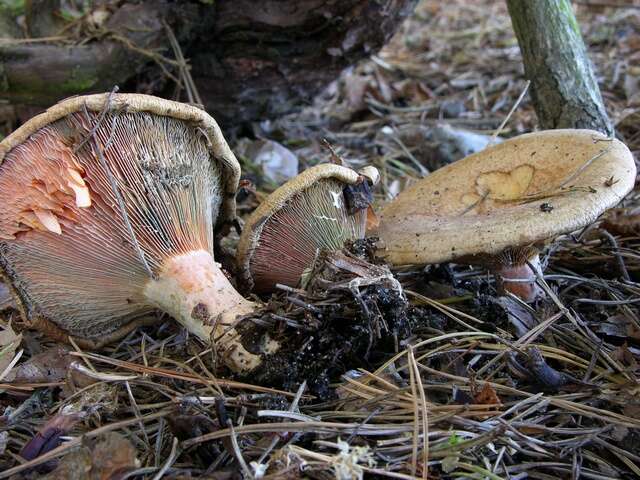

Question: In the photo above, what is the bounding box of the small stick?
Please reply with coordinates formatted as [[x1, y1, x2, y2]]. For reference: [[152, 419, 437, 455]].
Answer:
[[598, 228, 631, 281], [256, 381, 307, 465], [227, 419, 254, 479], [151, 437, 180, 480], [490, 80, 530, 144], [74, 86, 120, 153]]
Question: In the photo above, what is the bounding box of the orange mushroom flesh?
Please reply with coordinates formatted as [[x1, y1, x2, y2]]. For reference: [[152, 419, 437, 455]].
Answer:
[[0, 94, 263, 372], [236, 164, 378, 294], [377, 129, 637, 302]]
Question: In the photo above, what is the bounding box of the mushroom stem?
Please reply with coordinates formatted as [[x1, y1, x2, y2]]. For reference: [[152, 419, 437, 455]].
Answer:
[[143, 250, 262, 373], [492, 253, 543, 303]]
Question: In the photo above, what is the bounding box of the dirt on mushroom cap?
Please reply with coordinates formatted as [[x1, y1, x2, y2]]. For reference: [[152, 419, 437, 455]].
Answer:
[[377, 129, 636, 266]]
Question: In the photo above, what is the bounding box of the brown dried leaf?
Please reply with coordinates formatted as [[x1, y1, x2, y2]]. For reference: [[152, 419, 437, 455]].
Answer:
[[597, 314, 640, 341], [518, 426, 545, 435], [612, 342, 638, 370], [42, 432, 139, 480], [11, 346, 72, 384], [366, 206, 380, 231], [0, 324, 21, 377], [473, 382, 502, 406]]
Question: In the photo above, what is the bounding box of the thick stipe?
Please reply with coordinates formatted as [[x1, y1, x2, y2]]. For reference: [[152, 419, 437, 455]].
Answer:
[[0, 110, 221, 339]]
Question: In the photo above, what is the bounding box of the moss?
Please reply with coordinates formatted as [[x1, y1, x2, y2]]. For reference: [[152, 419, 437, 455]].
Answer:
[[60, 75, 99, 93], [558, 0, 581, 37], [0, 0, 24, 17]]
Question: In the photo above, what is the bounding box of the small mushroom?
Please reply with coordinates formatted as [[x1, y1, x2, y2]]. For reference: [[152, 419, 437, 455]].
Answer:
[[236, 163, 378, 293], [376, 129, 636, 302], [0, 93, 264, 372]]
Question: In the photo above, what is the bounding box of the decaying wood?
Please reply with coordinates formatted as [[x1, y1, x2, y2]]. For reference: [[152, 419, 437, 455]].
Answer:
[[0, 0, 417, 125], [0, 2, 178, 107]]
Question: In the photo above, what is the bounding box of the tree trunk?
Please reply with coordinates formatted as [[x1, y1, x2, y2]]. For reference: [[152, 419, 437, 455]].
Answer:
[[0, 0, 416, 127], [187, 0, 417, 125], [506, 0, 613, 135], [0, 2, 175, 107]]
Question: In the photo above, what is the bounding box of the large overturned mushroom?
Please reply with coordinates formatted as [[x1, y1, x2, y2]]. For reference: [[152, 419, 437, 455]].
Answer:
[[236, 163, 378, 293], [0, 93, 263, 372], [376, 129, 636, 301]]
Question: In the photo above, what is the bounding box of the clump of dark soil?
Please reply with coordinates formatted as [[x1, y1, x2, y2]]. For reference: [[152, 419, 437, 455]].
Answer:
[[248, 240, 444, 398]]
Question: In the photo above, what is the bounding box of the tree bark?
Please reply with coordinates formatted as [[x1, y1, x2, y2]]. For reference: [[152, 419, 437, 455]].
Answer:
[[0, 2, 176, 106], [506, 0, 613, 135], [0, 0, 416, 126], [188, 0, 417, 125]]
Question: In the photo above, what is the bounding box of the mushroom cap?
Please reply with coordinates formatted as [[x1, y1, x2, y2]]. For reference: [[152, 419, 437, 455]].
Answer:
[[0, 93, 241, 345], [236, 163, 364, 293], [377, 129, 636, 265], [0, 93, 240, 228]]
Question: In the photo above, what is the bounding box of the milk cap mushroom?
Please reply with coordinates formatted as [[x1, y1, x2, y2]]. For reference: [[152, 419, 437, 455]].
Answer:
[[0, 93, 265, 372], [236, 163, 378, 293], [377, 129, 636, 301]]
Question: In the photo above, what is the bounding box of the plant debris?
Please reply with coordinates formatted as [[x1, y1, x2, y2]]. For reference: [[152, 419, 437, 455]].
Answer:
[[2, 1, 640, 479]]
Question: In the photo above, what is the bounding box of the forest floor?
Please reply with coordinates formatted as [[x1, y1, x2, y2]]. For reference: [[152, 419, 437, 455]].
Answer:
[[2, 1, 640, 479]]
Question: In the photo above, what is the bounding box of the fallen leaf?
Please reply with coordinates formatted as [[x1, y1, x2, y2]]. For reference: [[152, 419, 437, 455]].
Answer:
[[366, 206, 380, 231], [518, 425, 545, 435], [10, 346, 72, 384], [20, 407, 86, 461], [597, 314, 640, 341], [0, 324, 22, 379], [612, 342, 638, 370], [473, 382, 502, 406], [42, 432, 139, 480]]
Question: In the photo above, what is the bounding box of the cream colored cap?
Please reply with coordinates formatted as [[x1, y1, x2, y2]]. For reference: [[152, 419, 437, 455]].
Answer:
[[0, 93, 241, 229], [378, 129, 636, 265]]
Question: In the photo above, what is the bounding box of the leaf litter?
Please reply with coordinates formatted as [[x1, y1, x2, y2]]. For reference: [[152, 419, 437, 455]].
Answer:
[[2, 0, 640, 478]]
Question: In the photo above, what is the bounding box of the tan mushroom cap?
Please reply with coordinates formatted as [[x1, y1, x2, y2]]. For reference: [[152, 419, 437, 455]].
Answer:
[[236, 163, 362, 291], [0, 93, 241, 229], [377, 129, 636, 266]]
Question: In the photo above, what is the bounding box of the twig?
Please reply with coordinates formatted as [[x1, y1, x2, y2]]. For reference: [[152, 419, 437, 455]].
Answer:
[[490, 80, 530, 144], [227, 419, 254, 479], [151, 437, 180, 480], [256, 381, 307, 465]]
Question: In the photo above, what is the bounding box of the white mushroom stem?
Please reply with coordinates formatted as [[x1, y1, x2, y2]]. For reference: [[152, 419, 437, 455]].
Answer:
[[491, 252, 543, 303], [143, 250, 263, 373]]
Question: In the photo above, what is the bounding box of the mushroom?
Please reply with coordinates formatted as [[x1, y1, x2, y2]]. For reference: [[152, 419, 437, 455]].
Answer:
[[0, 93, 264, 372], [376, 129, 636, 302], [236, 163, 379, 293]]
